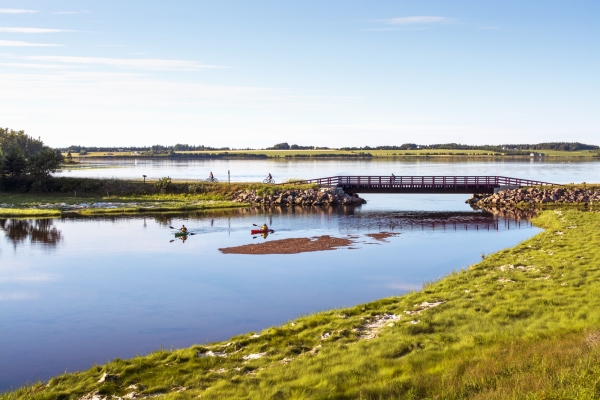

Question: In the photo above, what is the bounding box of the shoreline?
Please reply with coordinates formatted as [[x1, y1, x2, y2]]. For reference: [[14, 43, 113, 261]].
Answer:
[[65, 150, 600, 159], [3, 209, 600, 398]]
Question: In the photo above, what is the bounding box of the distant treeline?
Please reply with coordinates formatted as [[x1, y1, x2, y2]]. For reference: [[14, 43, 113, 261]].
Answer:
[[267, 142, 331, 150], [88, 152, 269, 159], [339, 142, 599, 152], [62, 141, 599, 154], [63, 144, 232, 153]]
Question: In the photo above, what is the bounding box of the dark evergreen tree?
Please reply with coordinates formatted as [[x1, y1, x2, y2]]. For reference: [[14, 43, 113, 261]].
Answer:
[[4, 147, 27, 178]]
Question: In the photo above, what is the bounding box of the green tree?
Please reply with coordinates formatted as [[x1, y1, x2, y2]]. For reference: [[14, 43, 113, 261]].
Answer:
[[4, 147, 27, 178], [27, 148, 63, 180], [0, 128, 44, 157], [269, 142, 290, 150], [0, 128, 64, 187]]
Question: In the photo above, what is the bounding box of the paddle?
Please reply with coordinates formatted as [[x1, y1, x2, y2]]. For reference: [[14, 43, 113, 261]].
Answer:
[[252, 224, 273, 230], [169, 226, 195, 237]]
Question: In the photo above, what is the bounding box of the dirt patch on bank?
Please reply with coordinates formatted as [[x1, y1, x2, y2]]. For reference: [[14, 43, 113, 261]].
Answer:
[[219, 235, 353, 255], [365, 232, 401, 241]]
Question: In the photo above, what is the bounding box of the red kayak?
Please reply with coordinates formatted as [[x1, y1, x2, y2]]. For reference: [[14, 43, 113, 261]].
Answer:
[[251, 229, 274, 234]]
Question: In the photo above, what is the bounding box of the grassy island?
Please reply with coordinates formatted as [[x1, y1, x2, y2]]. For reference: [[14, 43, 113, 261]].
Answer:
[[3, 209, 600, 399], [0, 179, 318, 217], [67, 148, 600, 159]]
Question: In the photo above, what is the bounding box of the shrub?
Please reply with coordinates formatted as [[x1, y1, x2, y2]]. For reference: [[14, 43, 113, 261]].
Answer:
[[155, 176, 173, 193]]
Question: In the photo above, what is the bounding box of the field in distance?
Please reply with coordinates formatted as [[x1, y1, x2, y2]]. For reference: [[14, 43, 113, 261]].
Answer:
[[67, 149, 599, 158]]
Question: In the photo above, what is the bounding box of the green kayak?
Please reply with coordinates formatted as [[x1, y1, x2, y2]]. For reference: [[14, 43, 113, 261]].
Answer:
[[174, 231, 191, 237]]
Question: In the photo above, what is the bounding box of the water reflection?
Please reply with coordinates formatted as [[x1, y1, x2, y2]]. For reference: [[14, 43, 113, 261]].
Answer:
[[0, 218, 62, 249], [0, 206, 536, 251], [471, 206, 538, 221], [1, 207, 541, 391]]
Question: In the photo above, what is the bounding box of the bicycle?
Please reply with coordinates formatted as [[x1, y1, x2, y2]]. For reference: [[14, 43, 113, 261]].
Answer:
[[206, 176, 218, 182], [263, 178, 275, 184]]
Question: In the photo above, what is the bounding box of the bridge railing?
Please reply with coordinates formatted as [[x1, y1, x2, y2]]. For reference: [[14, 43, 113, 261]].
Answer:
[[283, 176, 557, 187]]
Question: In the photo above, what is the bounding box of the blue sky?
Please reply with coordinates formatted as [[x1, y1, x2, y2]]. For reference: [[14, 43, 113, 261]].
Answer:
[[0, 1, 598, 147]]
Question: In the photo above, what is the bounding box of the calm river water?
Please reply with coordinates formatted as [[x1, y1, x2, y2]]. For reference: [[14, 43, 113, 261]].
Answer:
[[55, 158, 600, 184], [1, 159, 598, 391]]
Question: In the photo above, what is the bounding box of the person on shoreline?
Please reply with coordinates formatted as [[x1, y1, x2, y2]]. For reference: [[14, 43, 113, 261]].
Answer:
[[267, 173, 273, 182], [391, 173, 396, 184], [209, 171, 214, 180]]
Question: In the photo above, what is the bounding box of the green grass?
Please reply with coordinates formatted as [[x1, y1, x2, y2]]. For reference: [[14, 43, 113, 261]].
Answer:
[[75, 201, 246, 215], [0, 182, 317, 216], [3, 209, 600, 399], [0, 208, 61, 217]]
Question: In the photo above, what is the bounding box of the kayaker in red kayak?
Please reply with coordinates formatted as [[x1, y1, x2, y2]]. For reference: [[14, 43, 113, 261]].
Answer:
[[260, 223, 269, 231]]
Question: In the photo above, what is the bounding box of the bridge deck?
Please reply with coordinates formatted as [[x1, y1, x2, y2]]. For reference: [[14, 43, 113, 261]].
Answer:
[[285, 176, 557, 194]]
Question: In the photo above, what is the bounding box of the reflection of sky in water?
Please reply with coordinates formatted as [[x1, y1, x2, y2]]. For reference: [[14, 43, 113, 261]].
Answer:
[[0, 202, 540, 390], [55, 158, 600, 185]]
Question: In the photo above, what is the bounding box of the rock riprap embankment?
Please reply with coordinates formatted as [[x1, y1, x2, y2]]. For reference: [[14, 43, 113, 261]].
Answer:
[[467, 187, 600, 207], [232, 187, 367, 206]]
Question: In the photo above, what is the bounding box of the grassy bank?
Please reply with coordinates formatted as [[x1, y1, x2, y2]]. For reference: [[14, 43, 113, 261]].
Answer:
[[0, 180, 317, 217], [69, 148, 600, 159], [3, 209, 600, 399]]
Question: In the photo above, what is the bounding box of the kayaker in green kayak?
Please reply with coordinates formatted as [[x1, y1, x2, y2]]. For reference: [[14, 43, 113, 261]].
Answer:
[[180, 225, 188, 233]]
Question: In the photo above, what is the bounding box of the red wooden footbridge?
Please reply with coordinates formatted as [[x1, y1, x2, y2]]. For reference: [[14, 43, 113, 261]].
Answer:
[[285, 176, 557, 194]]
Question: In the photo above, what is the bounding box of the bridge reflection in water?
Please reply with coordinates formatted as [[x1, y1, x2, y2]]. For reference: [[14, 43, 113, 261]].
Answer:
[[335, 210, 533, 233], [140, 206, 535, 234]]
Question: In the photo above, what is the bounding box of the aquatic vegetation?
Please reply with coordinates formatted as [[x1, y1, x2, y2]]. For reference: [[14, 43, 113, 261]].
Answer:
[[0, 208, 60, 217]]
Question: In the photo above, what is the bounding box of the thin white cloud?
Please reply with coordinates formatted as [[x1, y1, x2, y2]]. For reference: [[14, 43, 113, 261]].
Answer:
[[0, 27, 75, 33], [0, 62, 81, 69], [21, 55, 227, 71], [0, 40, 64, 47], [383, 16, 450, 25], [0, 8, 38, 14], [53, 10, 92, 15]]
